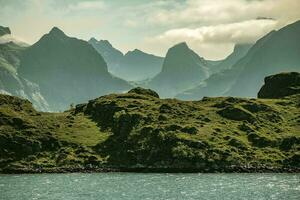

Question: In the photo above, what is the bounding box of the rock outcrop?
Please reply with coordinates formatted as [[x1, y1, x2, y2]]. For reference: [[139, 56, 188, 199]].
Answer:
[[128, 87, 159, 98], [258, 72, 300, 98]]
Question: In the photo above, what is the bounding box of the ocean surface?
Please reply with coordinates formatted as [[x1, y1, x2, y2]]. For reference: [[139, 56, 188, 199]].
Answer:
[[0, 173, 299, 200]]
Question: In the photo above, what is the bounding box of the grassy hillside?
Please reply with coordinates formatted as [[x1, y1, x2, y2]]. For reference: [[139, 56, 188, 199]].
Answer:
[[0, 81, 299, 173]]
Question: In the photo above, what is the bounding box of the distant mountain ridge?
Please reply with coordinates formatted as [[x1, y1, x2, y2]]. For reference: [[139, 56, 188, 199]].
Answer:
[[89, 38, 164, 81], [177, 20, 300, 100], [0, 28, 49, 111], [88, 37, 123, 73], [19, 27, 131, 111], [227, 20, 300, 97], [209, 44, 253, 74], [148, 42, 210, 97], [1, 20, 300, 110]]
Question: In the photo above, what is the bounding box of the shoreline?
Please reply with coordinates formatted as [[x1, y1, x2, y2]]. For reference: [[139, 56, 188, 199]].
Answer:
[[1, 166, 299, 174]]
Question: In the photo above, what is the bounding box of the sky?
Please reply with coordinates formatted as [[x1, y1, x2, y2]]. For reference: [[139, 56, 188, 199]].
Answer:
[[0, 0, 300, 60]]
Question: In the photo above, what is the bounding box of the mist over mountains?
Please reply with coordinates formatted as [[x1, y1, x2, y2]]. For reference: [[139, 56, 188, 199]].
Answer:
[[0, 20, 300, 111]]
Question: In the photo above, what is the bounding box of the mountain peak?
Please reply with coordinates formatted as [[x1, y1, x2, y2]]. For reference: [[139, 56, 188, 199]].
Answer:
[[89, 37, 98, 43], [48, 27, 66, 37], [132, 49, 143, 54], [172, 42, 189, 49], [89, 38, 113, 48], [233, 43, 253, 53], [99, 40, 113, 47], [0, 25, 11, 37], [125, 49, 144, 56]]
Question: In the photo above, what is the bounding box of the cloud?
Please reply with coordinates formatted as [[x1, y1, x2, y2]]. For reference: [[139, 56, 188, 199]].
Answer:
[[152, 19, 278, 44], [144, 19, 280, 60], [148, 0, 300, 27], [123, 19, 138, 28], [0, 34, 29, 46], [67, 1, 106, 11], [140, 0, 300, 59], [0, 0, 299, 60]]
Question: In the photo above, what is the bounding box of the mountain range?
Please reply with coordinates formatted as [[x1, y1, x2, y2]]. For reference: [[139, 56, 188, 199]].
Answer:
[[0, 20, 300, 111], [18, 27, 131, 111], [177, 20, 300, 100], [148, 42, 210, 97], [89, 38, 164, 81], [0, 27, 49, 111]]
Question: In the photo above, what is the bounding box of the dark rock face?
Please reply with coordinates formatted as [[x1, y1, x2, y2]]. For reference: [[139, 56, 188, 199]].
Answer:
[[128, 87, 159, 98], [258, 72, 300, 98], [0, 26, 11, 36]]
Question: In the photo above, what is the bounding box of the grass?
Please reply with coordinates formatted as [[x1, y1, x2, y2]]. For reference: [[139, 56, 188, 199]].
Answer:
[[0, 89, 299, 172], [54, 113, 110, 147]]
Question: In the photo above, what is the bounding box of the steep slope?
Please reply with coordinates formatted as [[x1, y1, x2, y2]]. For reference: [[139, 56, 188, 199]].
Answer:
[[149, 42, 209, 97], [0, 72, 299, 173], [0, 28, 49, 111], [176, 43, 254, 100], [178, 20, 300, 100], [88, 38, 123, 73], [19, 27, 132, 111], [0, 65, 49, 111], [209, 44, 252, 74], [117, 49, 164, 81], [89, 38, 164, 81], [227, 20, 300, 97]]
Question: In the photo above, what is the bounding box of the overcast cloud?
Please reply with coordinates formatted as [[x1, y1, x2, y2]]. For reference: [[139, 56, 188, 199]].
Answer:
[[0, 0, 299, 60]]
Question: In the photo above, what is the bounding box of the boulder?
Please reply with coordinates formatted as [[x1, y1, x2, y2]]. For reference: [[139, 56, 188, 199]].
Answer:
[[217, 106, 255, 122], [258, 72, 300, 98], [128, 87, 159, 98]]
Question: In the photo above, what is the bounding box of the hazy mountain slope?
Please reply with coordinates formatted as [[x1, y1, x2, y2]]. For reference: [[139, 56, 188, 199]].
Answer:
[[176, 43, 254, 100], [19, 27, 131, 111], [0, 72, 299, 173], [0, 29, 49, 111], [177, 20, 300, 100], [227, 20, 300, 97], [209, 44, 252, 74], [88, 38, 124, 73], [89, 38, 164, 81], [148, 42, 209, 97], [117, 49, 164, 81]]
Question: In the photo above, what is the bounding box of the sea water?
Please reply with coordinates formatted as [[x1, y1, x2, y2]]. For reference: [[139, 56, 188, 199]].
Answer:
[[0, 173, 299, 200]]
